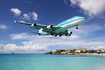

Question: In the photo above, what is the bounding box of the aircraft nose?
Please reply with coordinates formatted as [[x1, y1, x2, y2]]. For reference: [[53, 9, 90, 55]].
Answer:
[[76, 16, 85, 19], [81, 17, 85, 19]]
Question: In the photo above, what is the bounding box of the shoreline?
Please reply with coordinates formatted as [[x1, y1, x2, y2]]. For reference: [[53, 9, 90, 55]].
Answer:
[[45, 52, 105, 56]]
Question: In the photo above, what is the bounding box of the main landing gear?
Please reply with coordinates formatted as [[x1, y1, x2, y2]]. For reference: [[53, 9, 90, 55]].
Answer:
[[51, 32, 57, 37], [51, 32, 62, 37], [59, 35, 61, 37], [51, 32, 54, 36], [55, 34, 57, 37]]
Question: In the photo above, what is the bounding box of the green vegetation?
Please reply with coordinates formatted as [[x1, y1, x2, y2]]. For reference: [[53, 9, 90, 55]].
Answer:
[[56, 50, 65, 54], [73, 49, 76, 53], [69, 49, 76, 53], [88, 50, 97, 53], [87, 49, 104, 53]]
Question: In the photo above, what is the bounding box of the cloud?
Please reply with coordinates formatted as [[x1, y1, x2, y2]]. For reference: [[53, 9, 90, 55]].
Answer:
[[0, 38, 105, 52], [22, 12, 38, 20], [88, 46, 105, 50], [26, 37, 105, 50], [69, 24, 104, 37], [0, 24, 8, 30], [0, 43, 48, 52], [23, 14, 30, 20], [10, 8, 21, 16], [10, 8, 38, 20], [70, 0, 105, 16], [10, 33, 32, 40], [32, 12, 38, 20], [9, 32, 105, 50], [10, 32, 79, 40]]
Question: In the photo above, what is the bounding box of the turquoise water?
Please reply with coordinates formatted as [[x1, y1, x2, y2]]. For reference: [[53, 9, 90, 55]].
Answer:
[[0, 54, 105, 70]]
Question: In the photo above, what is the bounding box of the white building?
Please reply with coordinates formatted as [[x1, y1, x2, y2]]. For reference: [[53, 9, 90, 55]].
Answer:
[[75, 50, 81, 53], [102, 49, 105, 52], [75, 48, 87, 53]]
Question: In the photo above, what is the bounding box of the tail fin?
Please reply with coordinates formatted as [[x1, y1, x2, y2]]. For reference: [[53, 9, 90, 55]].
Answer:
[[39, 28, 44, 35], [39, 28, 43, 33]]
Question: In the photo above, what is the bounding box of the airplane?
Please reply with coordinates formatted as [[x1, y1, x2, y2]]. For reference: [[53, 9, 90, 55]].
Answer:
[[15, 16, 85, 37]]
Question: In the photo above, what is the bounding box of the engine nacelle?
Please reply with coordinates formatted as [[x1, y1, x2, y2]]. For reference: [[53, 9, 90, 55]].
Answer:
[[46, 25, 53, 30], [66, 31, 72, 36], [31, 23, 37, 28]]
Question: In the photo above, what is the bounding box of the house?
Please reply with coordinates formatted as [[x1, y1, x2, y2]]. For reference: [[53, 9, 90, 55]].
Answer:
[[53, 50, 57, 52], [61, 52, 68, 54], [75, 50, 81, 53], [75, 48, 87, 53], [102, 49, 105, 52]]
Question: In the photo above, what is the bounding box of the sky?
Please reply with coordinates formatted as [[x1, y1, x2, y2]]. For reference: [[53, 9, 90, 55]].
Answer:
[[0, 0, 105, 53]]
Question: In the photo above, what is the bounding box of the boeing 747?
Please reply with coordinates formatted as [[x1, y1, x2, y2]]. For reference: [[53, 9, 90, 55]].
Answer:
[[15, 16, 85, 37]]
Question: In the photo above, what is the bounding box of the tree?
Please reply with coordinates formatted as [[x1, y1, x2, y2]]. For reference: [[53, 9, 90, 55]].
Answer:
[[70, 50, 73, 53], [80, 50, 84, 53], [88, 50, 97, 53], [73, 49, 76, 53], [50, 51, 52, 54]]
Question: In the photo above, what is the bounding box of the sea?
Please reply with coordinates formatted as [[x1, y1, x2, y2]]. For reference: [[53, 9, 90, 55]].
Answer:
[[0, 54, 105, 70]]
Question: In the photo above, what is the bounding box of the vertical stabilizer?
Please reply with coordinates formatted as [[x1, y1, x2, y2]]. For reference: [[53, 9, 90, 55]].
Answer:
[[39, 28, 43, 34]]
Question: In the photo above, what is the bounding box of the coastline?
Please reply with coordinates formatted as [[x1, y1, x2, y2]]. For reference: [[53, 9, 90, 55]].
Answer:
[[45, 48, 105, 56], [45, 52, 105, 56]]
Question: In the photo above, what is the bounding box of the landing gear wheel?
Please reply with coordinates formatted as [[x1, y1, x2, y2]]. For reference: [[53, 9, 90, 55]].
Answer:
[[76, 26, 78, 29], [66, 30, 68, 32], [70, 32, 72, 34], [55, 34, 57, 37], [59, 35, 61, 37], [51, 32, 54, 36]]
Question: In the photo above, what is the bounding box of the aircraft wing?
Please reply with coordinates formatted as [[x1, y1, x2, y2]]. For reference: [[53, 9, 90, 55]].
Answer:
[[15, 21, 32, 26], [15, 21, 62, 30]]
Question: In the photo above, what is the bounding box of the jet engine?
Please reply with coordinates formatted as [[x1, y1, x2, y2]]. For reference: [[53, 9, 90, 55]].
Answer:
[[31, 23, 37, 28], [46, 25, 53, 30], [66, 31, 72, 36], [33, 23, 37, 26]]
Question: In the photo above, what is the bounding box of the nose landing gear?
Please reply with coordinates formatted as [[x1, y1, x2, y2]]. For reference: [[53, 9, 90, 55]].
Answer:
[[76, 25, 78, 29], [59, 35, 61, 37]]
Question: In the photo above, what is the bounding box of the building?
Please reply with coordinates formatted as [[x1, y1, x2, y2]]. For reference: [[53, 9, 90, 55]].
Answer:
[[102, 49, 105, 52], [75, 48, 87, 53], [61, 52, 68, 54], [53, 48, 87, 53], [75, 50, 81, 53], [53, 50, 57, 52]]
